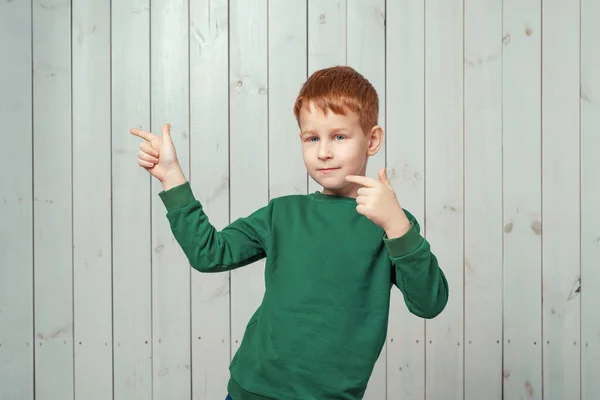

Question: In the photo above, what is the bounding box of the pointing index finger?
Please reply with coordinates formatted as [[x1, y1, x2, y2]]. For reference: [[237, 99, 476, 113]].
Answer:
[[130, 128, 154, 142], [345, 175, 378, 187]]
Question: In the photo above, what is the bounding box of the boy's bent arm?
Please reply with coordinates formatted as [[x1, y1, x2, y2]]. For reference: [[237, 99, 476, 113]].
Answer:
[[383, 211, 449, 319], [158, 181, 272, 272]]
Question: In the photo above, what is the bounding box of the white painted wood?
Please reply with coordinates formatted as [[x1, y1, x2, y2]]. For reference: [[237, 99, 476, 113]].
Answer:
[[189, 0, 231, 398], [424, 0, 464, 399], [228, 0, 269, 360], [463, 0, 503, 399], [0, 1, 34, 399], [501, 1, 542, 398], [268, 0, 308, 199], [307, 0, 346, 194], [385, 0, 426, 398], [32, 0, 74, 398], [71, 1, 112, 398], [581, 0, 600, 397], [346, 0, 385, 180], [307, 0, 346, 73], [111, 0, 153, 398], [2, 4, 598, 400], [541, 1, 581, 399], [150, 0, 192, 397], [346, 1, 387, 398]]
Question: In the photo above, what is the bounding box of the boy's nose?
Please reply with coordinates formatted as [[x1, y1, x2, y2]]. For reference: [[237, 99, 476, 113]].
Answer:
[[317, 145, 333, 160]]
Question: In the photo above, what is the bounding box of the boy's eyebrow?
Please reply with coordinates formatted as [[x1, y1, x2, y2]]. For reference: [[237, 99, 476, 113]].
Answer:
[[300, 128, 348, 136]]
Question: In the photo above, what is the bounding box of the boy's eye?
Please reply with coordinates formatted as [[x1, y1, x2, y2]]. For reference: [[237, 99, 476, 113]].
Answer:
[[334, 135, 345, 140], [308, 137, 319, 142]]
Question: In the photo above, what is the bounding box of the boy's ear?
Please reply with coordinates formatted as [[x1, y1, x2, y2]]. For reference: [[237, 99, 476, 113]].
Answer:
[[366, 125, 384, 156]]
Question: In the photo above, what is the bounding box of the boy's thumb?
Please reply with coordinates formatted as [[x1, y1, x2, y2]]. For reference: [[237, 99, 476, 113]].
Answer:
[[378, 167, 391, 185], [162, 123, 171, 139]]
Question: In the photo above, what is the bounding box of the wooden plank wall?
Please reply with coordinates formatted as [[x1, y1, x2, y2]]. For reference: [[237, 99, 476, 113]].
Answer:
[[0, 0, 598, 399]]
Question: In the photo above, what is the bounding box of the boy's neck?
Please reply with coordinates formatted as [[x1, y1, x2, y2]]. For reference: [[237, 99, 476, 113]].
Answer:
[[321, 184, 359, 199]]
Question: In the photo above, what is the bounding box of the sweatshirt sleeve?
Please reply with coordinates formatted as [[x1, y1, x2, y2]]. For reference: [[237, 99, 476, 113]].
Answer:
[[383, 209, 449, 319], [158, 181, 273, 273]]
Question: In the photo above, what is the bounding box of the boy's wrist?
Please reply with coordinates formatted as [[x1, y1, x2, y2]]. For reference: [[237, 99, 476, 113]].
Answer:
[[383, 211, 411, 239], [384, 223, 423, 257], [384, 221, 411, 239], [161, 165, 187, 191]]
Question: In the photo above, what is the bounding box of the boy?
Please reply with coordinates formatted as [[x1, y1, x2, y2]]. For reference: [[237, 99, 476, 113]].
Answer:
[[131, 66, 448, 400]]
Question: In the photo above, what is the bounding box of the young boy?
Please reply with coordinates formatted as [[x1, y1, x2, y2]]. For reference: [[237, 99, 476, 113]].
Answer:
[[131, 66, 448, 400]]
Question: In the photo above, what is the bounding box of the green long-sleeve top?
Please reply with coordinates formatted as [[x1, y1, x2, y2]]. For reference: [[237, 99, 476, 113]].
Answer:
[[159, 182, 449, 400]]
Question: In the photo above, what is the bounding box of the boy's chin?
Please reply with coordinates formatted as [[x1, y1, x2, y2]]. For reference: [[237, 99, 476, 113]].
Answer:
[[318, 179, 354, 195], [322, 182, 348, 191]]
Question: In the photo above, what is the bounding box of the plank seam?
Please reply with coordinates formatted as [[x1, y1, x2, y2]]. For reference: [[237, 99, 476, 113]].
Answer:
[[540, 1, 544, 398], [383, 0, 388, 397], [187, 0, 193, 397], [578, 0, 582, 397], [461, 0, 466, 398], [227, 0, 233, 368], [500, 0, 505, 398], [31, 0, 37, 397], [110, 0, 116, 398], [70, 1, 75, 397], [149, 0, 154, 396], [423, 0, 427, 398], [267, 1, 271, 204]]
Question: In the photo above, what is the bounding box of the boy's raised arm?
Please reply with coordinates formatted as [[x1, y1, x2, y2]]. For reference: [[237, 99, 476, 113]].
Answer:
[[344, 168, 449, 319], [159, 181, 273, 273], [131, 123, 272, 273], [384, 212, 449, 319]]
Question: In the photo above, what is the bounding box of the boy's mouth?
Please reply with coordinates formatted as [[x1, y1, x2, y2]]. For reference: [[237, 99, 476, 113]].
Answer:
[[318, 167, 340, 175]]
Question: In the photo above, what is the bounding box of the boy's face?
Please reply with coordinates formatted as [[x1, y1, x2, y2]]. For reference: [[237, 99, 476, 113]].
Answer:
[[298, 102, 383, 198]]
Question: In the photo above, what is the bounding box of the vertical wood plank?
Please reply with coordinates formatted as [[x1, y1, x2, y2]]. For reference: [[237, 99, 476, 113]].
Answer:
[[307, 0, 346, 72], [385, 0, 426, 398], [71, 0, 112, 398], [32, 0, 74, 398], [581, 0, 600, 397], [346, 1, 386, 397], [3, 5, 595, 400], [229, 0, 269, 361], [541, 0, 581, 398], [268, 0, 308, 199], [306, 0, 346, 194], [463, 0, 503, 398], [501, 0, 542, 398], [111, 0, 153, 398], [0, 1, 34, 399], [424, 0, 464, 398], [150, 0, 191, 397], [346, 0, 385, 179], [189, 0, 231, 398]]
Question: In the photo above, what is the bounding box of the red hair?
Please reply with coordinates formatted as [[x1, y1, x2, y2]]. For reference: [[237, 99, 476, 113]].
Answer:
[[293, 66, 379, 134]]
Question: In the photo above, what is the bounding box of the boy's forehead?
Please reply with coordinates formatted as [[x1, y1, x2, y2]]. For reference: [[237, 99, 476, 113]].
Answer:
[[299, 110, 360, 133], [299, 102, 359, 127]]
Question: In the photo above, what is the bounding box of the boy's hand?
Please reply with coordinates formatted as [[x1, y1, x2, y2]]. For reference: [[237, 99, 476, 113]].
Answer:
[[130, 123, 186, 190], [345, 168, 411, 239]]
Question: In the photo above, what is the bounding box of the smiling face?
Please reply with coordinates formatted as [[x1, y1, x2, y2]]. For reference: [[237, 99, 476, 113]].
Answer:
[[299, 102, 383, 198]]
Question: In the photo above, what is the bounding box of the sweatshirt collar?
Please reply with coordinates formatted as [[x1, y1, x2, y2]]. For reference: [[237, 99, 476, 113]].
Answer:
[[312, 191, 357, 203]]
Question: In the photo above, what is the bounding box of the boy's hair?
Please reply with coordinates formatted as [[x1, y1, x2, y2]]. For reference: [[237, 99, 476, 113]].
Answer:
[[293, 66, 379, 134]]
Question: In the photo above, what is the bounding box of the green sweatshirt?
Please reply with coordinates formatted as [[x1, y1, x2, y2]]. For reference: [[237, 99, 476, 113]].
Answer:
[[159, 182, 448, 400]]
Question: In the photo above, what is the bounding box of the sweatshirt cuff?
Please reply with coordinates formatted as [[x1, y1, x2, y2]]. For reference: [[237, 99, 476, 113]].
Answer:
[[158, 181, 196, 212], [383, 221, 424, 258]]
